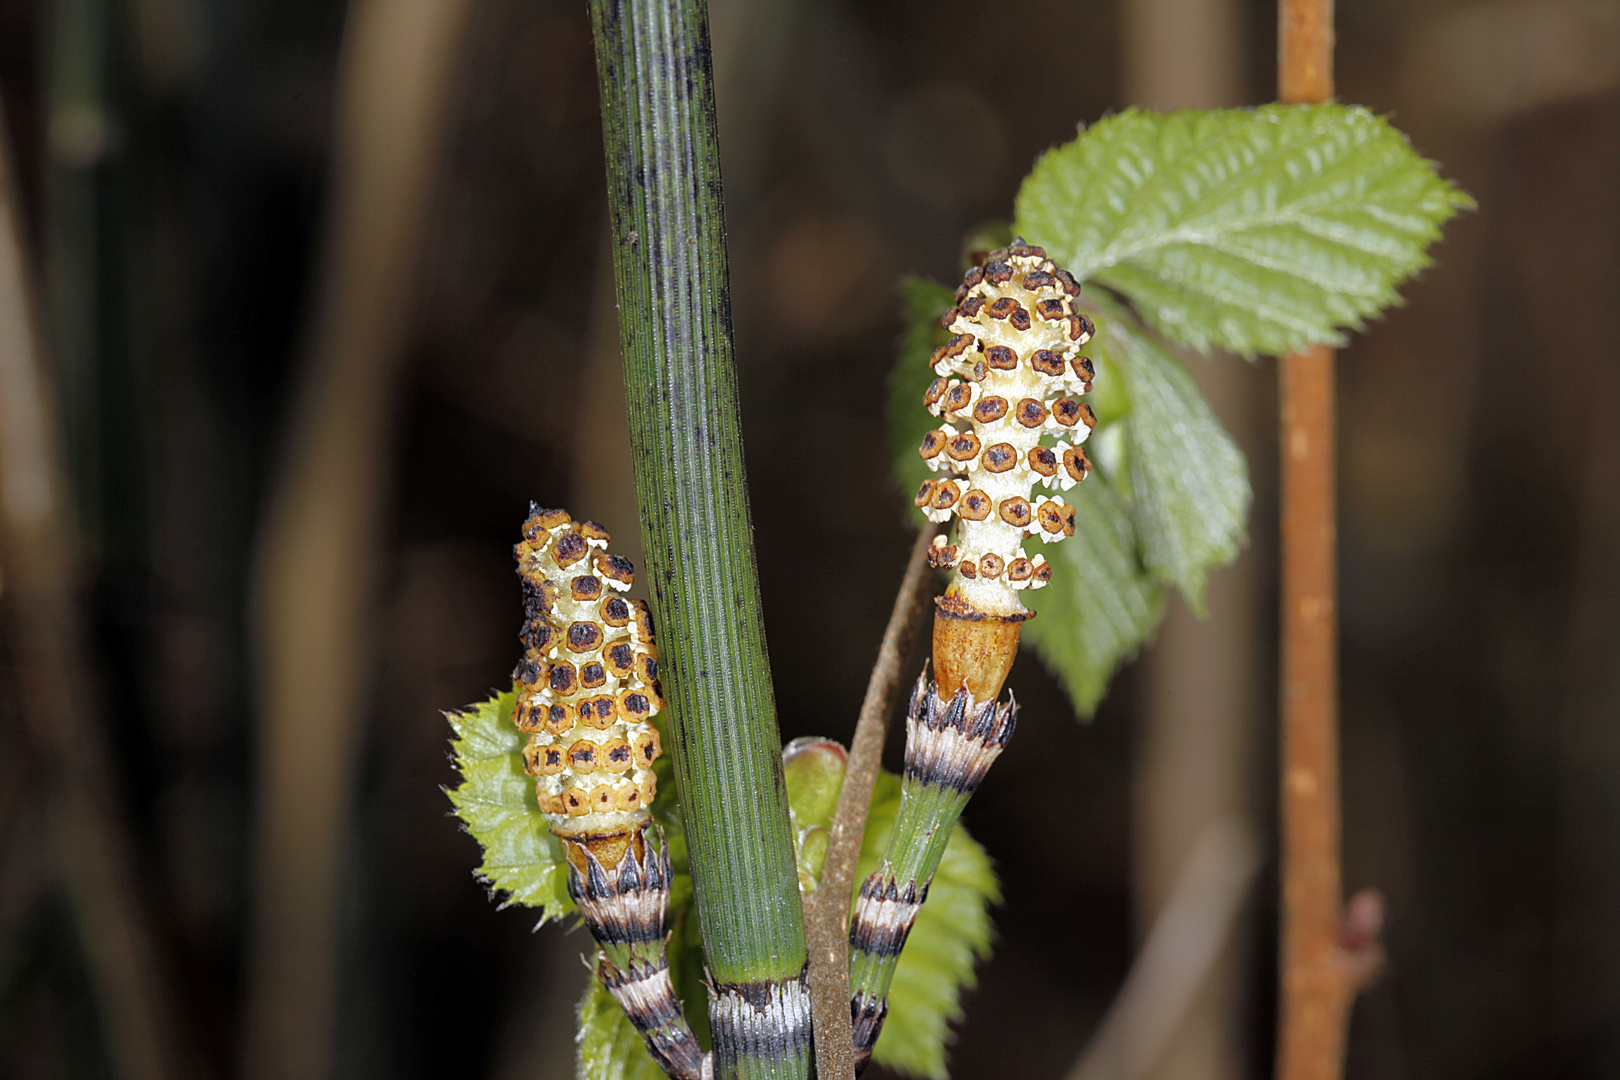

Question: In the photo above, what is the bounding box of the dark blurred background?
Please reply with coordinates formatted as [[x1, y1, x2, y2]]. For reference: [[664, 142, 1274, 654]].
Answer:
[[0, 0, 1616, 1078]]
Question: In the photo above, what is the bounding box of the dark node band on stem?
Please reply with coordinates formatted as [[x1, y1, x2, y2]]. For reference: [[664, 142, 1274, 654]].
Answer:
[[564, 827, 708, 1080], [709, 967, 814, 1066], [565, 829, 671, 946], [849, 873, 928, 959], [903, 671, 1018, 795], [849, 992, 889, 1072], [598, 960, 708, 1080], [842, 666, 1018, 1074]]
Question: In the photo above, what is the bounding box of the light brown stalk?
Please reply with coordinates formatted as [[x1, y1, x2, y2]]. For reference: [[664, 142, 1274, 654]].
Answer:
[[1279, 0, 1334, 105], [805, 523, 939, 1080], [1277, 343, 1345, 1080], [1276, 6, 1384, 1074], [0, 102, 189, 1080]]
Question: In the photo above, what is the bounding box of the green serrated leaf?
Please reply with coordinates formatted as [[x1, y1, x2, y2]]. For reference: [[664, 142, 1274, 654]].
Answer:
[[1016, 104, 1474, 356], [1084, 295, 1250, 608], [447, 690, 690, 917], [855, 772, 998, 1080], [451, 690, 702, 1080], [891, 277, 958, 502], [446, 690, 573, 916], [1022, 477, 1164, 718]]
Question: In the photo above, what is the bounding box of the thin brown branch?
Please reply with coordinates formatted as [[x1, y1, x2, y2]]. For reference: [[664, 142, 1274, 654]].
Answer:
[[1278, 343, 1382, 1080], [0, 100, 190, 1080], [1279, 0, 1334, 105], [1277, 10, 1383, 1078], [1121, 1, 1259, 1074], [805, 522, 939, 1080]]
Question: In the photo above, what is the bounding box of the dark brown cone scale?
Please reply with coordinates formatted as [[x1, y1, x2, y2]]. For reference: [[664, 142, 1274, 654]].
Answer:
[[931, 591, 1030, 703]]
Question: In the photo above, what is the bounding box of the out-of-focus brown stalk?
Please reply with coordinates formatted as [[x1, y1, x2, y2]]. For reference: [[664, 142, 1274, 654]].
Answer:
[[1276, 5, 1383, 1079], [1276, 342, 1346, 1080], [0, 103, 188, 1080], [1120, 1, 1257, 1077], [242, 0, 471, 1077], [805, 522, 938, 1080], [1279, 0, 1334, 104]]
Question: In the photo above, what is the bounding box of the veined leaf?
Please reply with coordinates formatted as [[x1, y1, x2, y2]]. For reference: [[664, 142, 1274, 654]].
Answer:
[[1085, 294, 1250, 608], [447, 690, 690, 917], [856, 772, 998, 1080], [1022, 479, 1164, 718], [446, 690, 572, 916], [453, 689, 702, 1080], [1015, 104, 1474, 356]]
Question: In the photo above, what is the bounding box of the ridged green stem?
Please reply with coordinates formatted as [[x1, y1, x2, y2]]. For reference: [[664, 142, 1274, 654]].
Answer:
[[587, 2, 810, 1077], [847, 781, 970, 1002]]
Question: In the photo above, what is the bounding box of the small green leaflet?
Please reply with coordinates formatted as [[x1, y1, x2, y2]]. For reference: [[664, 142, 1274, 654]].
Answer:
[[1021, 483, 1163, 717], [446, 690, 691, 918], [449, 689, 702, 1080], [1083, 292, 1250, 608], [1016, 104, 1474, 356], [857, 771, 998, 1080], [451, 693, 993, 1079], [446, 690, 572, 916]]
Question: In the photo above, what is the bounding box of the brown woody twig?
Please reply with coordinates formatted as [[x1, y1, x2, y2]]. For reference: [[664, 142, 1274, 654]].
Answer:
[[1276, 5, 1386, 1079], [805, 522, 939, 1080]]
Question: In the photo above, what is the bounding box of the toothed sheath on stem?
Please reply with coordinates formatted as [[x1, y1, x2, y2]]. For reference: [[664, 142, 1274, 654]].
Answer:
[[850, 241, 1094, 1071], [512, 504, 706, 1080]]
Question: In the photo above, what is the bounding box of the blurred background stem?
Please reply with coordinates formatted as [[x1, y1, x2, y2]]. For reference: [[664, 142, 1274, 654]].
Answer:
[[242, 0, 472, 1076], [1066, 820, 1260, 1080], [0, 95, 189, 1080], [1117, 0, 1264, 1076]]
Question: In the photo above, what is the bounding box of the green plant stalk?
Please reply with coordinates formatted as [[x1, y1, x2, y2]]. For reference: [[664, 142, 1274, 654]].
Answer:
[[587, 1, 810, 1077], [846, 781, 967, 1008], [845, 673, 1016, 1070]]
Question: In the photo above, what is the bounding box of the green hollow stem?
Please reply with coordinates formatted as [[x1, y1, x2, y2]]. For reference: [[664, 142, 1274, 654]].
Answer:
[[846, 780, 969, 1002], [586, 1, 810, 1078], [846, 674, 1015, 1069], [884, 783, 967, 884]]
